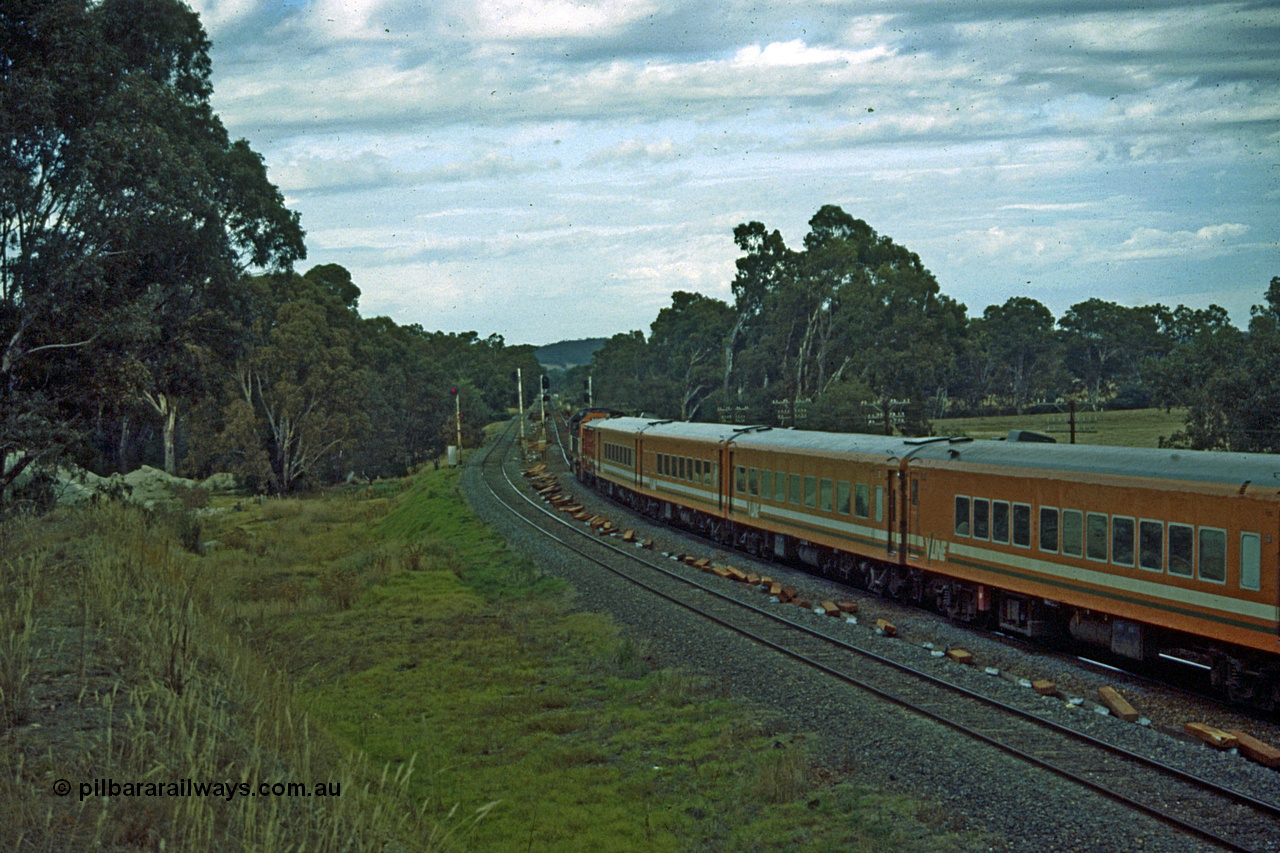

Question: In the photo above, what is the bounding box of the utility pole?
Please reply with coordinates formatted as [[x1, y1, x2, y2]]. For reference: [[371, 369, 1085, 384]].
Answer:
[[517, 368, 525, 447], [454, 387, 462, 452], [539, 375, 547, 421], [539, 374, 549, 447]]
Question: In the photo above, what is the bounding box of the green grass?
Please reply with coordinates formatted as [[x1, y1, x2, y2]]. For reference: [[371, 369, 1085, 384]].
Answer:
[[1, 458, 990, 851], [933, 407, 1188, 447], [238, 465, 988, 851]]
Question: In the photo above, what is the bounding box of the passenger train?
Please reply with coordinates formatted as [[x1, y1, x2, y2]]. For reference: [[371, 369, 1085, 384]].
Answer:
[[573, 415, 1280, 711]]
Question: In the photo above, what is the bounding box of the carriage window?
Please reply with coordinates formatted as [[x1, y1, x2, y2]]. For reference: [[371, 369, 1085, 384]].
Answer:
[[819, 478, 833, 512], [774, 472, 787, 502], [1139, 520, 1163, 572], [682, 457, 690, 480], [1039, 507, 1059, 552], [954, 496, 971, 537], [1241, 533, 1261, 591], [804, 476, 817, 509], [1086, 513, 1108, 561], [837, 481, 851, 515], [735, 466, 746, 494], [1199, 528, 1226, 583], [761, 470, 772, 500], [853, 484, 869, 519], [1013, 503, 1031, 547], [694, 459, 703, 483], [1062, 510, 1083, 557], [1169, 524, 1194, 576], [973, 499, 990, 540], [875, 486, 885, 522], [1111, 516, 1135, 567], [705, 462, 714, 486], [677, 456, 684, 479], [992, 501, 1010, 544], [789, 473, 801, 506], [748, 467, 759, 496]]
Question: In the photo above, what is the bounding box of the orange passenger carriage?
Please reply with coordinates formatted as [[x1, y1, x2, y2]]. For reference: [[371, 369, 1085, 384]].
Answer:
[[581, 417, 735, 537], [903, 440, 1280, 704], [576, 415, 1280, 710]]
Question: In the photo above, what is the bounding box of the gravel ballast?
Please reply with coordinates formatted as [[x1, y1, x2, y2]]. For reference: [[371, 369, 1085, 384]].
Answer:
[[462, 433, 1279, 852]]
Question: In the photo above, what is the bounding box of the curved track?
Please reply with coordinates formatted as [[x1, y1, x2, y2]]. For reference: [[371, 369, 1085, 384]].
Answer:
[[478, 418, 1280, 852]]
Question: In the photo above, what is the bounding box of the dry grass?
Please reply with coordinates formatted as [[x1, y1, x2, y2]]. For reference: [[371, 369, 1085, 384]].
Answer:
[[0, 503, 460, 852]]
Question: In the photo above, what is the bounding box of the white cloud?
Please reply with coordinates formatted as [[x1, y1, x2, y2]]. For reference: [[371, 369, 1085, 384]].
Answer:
[[471, 0, 661, 40], [1111, 223, 1251, 260], [732, 39, 890, 68], [584, 137, 686, 166], [186, 0, 259, 31]]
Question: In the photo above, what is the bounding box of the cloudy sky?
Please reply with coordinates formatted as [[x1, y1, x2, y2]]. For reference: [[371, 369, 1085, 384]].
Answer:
[[192, 0, 1279, 345]]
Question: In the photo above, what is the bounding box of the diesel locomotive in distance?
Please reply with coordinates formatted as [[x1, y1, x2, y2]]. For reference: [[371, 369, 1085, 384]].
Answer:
[[573, 415, 1280, 711]]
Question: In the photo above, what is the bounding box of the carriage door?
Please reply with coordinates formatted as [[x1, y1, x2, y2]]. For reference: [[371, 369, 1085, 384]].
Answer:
[[725, 451, 735, 516], [886, 468, 899, 558], [908, 473, 921, 563], [634, 438, 643, 491]]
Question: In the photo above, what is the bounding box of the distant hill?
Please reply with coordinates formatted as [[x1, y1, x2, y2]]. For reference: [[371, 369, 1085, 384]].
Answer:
[[535, 338, 606, 370]]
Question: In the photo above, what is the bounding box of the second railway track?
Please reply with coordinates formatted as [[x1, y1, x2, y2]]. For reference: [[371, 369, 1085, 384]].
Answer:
[[472, 417, 1280, 852]]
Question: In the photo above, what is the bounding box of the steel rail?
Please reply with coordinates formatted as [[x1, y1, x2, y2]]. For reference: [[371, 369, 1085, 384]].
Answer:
[[479, 420, 1278, 852]]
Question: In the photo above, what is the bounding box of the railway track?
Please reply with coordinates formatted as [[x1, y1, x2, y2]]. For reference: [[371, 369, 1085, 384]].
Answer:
[[477, 418, 1280, 851]]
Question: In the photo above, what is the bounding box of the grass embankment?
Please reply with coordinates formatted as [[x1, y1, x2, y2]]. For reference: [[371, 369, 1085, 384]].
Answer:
[[934, 407, 1188, 447], [2, 463, 985, 851]]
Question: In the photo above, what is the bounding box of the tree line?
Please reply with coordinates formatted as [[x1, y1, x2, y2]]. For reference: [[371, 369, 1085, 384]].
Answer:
[[2, 0, 539, 506], [573, 204, 1280, 452]]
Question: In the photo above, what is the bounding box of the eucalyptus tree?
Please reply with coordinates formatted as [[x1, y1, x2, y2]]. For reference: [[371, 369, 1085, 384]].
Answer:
[[1057, 299, 1164, 407], [1, 0, 302, 493], [648, 291, 734, 421], [970, 297, 1062, 414], [724, 206, 966, 432], [1156, 279, 1280, 451]]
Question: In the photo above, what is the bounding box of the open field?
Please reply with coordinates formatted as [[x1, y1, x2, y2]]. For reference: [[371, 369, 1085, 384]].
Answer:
[[933, 407, 1188, 448], [1, 455, 984, 851]]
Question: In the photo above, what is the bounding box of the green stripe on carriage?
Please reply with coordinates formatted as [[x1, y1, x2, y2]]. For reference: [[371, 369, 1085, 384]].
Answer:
[[946, 554, 1272, 635]]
